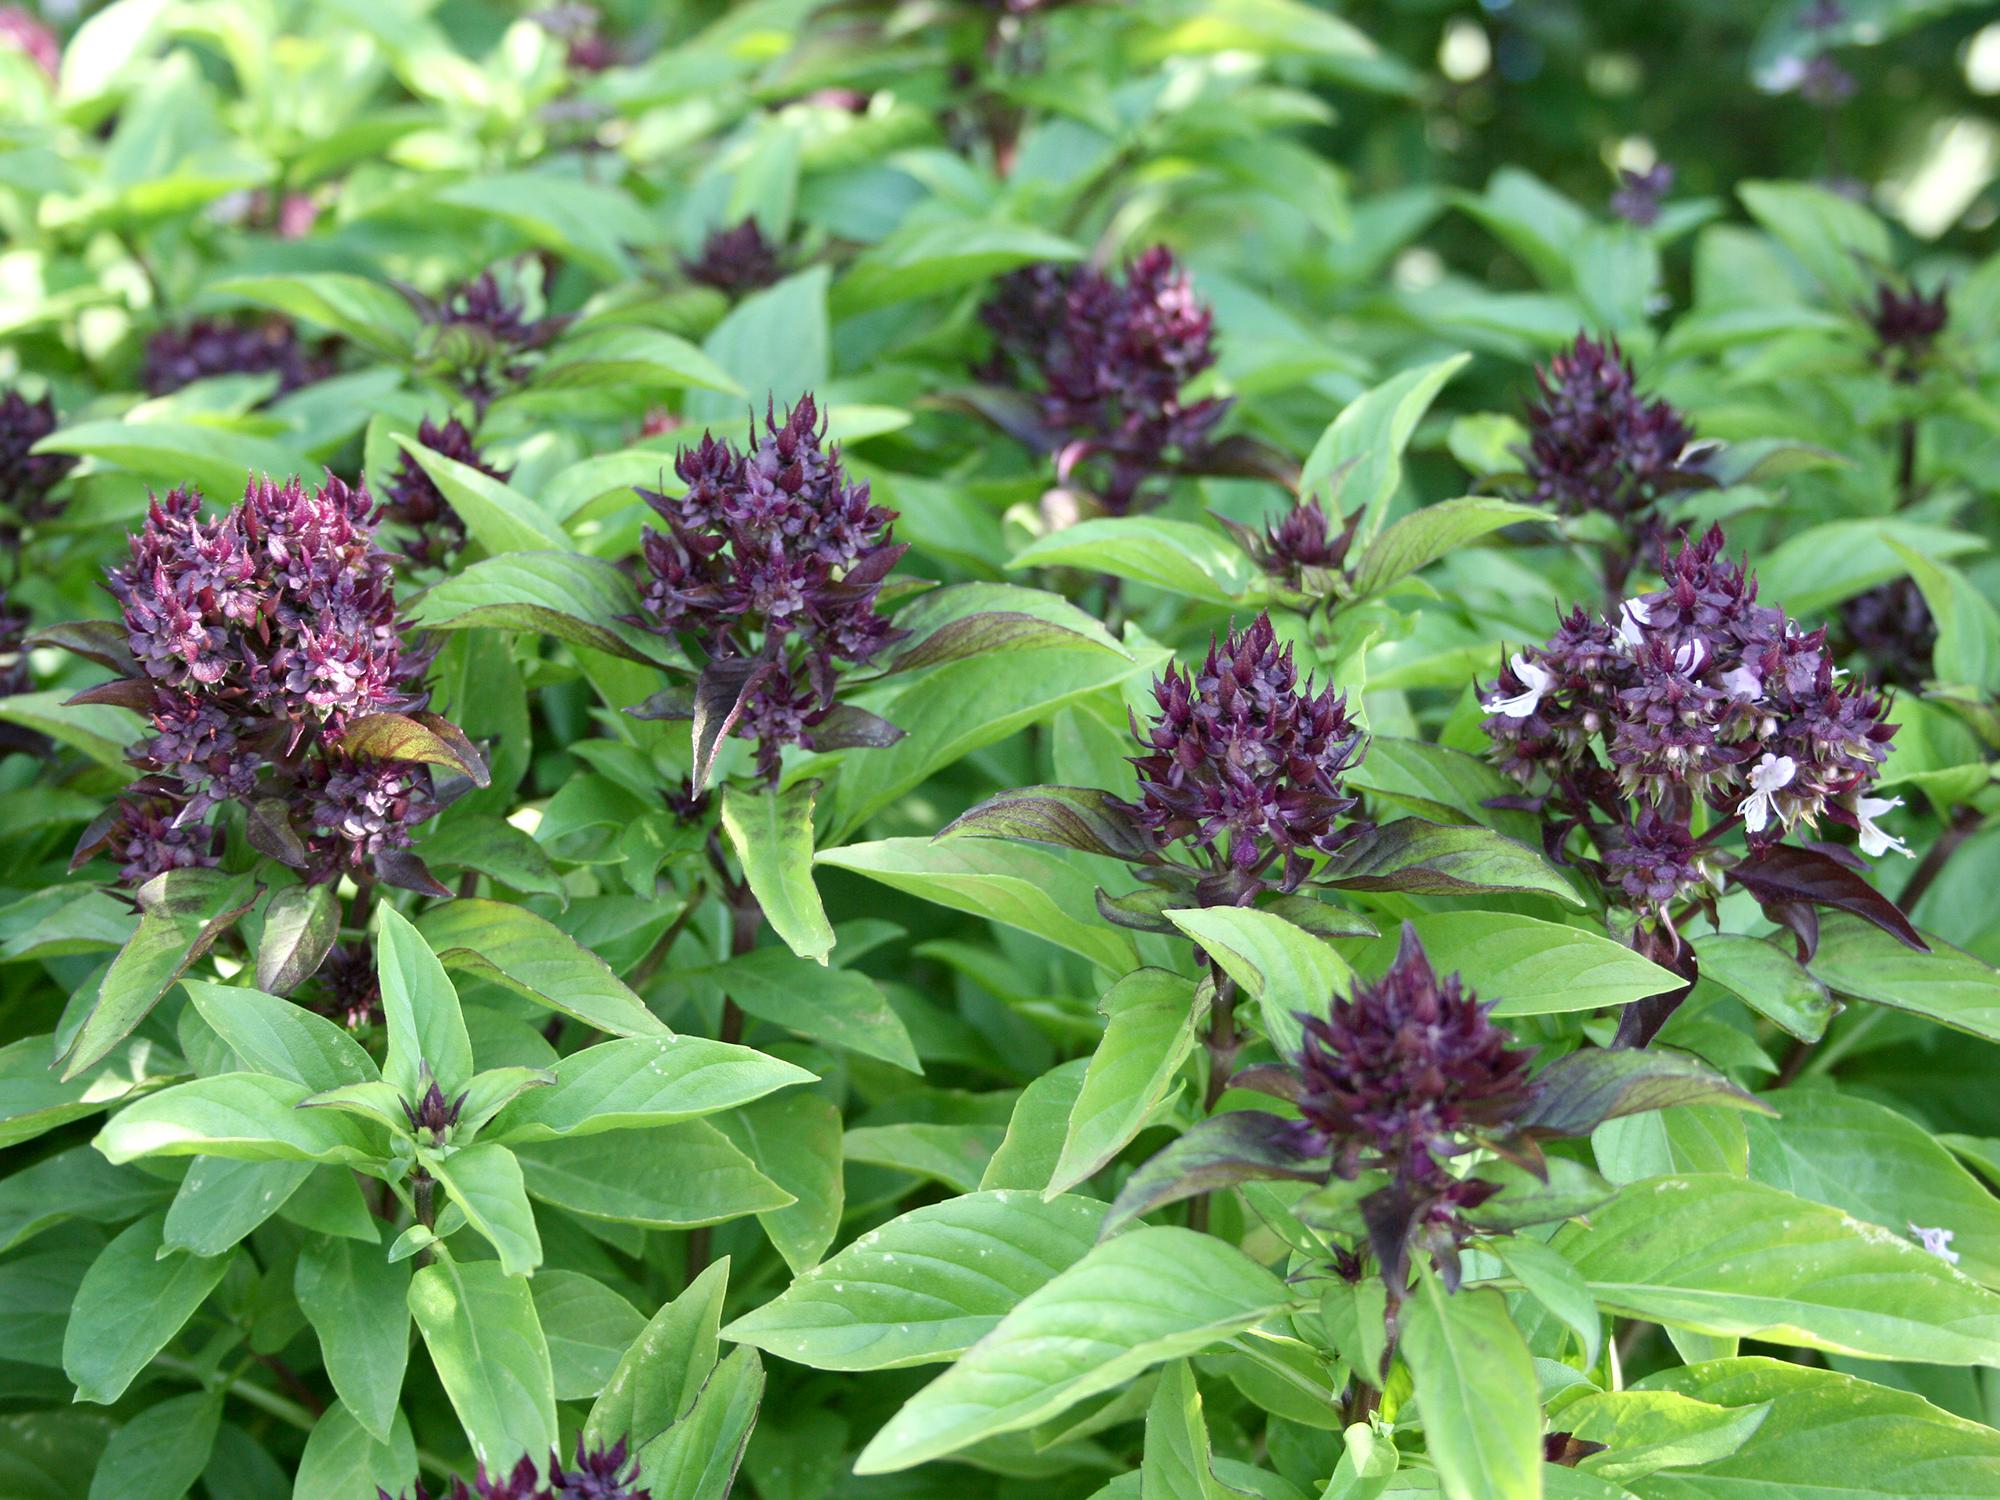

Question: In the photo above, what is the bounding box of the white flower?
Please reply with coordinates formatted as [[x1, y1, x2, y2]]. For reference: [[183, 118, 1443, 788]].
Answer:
[[1738, 752, 1796, 835], [1672, 636, 1706, 674], [1909, 1223, 1960, 1266], [1720, 664, 1763, 701], [1856, 794, 1914, 859], [1483, 653, 1553, 719], [1618, 596, 1652, 647]]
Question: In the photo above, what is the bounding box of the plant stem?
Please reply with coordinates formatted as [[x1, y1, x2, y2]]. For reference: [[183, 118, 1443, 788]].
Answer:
[[687, 888, 764, 1278], [1188, 968, 1240, 1236]]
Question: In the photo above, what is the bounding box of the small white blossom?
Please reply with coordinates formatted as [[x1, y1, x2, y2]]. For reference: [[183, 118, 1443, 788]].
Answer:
[[1720, 664, 1763, 701], [1618, 596, 1652, 647], [1483, 653, 1553, 719], [1856, 795, 1914, 859], [1909, 1223, 1960, 1265], [1672, 636, 1707, 674], [1738, 752, 1796, 834]]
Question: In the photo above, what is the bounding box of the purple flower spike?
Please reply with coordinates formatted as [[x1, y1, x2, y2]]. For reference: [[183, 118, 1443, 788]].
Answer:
[[550, 1438, 651, 1500], [381, 416, 510, 568], [682, 221, 785, 299], [141, 317, 334, 400], [0, 387, 76, 537], [1524, 334, 1699, 529]]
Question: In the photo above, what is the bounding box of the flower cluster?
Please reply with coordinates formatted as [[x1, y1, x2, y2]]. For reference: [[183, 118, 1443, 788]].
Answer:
[[80, 475, 447, 893], [979, 247, 1229, 513], [1297, 923, 1535, 1283], [1839, 576, 1935, 686], [634, 395, 907, 781], [0, 387, 75, 544], [1609, 161, 1674, 226], [1129, 613, 1365, 900], [1522, 335, 1701, 534], [380, 416, 509, 567], [1869, 280, 1948, 376], [1481, 524, 1904, 915], [682, 221, 784, 299], [141, 316, 333, 400], [311, 940, 382, 1030], [0, 587, 29, 697], [382, 1440, 650, 1500], [1222, 497, 1361, 596], [410, 270, 566, 411], [534, 3, 614, 71]]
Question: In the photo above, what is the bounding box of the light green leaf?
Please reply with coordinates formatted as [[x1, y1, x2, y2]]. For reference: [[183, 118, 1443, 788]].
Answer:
[[211, 273, 421, 356], [431, 1141, 542, 1276], [713, 1092, 844, 1275], [181, 978, 377, 1091], [97, 1073, 377, 1166], [634, 1345, 765, 1500], [410, 551, 678, 667], [1401, 1278, 1542, 1500], [514, 1121, 793, 1229], [162, 1156, 311, 1256], [854, 1227, 1294, 1473], [531, 1271, 646, 1401], [1300, 355, 1472, 541], [292, 1404, 416, 1500], [376, 904, 473, 1097], [1142, 1360, 1252, 1500], [1008, 517, 1255, 605], [1807, 914, 2000, 1044], [408, 1260, 557, 1474], [63, 1213, 233, 1404], [658, 948, 917, 1071], [392, 435, 570, 554], [418, 899, 668, 1040], [296, 1236, 411, 1444], [1690, 934, 1832, 1042], [1349, 498, 1549, 599], [1346, 913, 1679, 1016], [84, 1391, 221, 1500], [724, 1190, 1106, 1371], [834, 221, 1082, 314], [722, 780, 834, 964], [1050, 970, 1203, 1195], [486, 1035, 812, 1144], [587, 1257, 728, 1452], [1162, 907, 1353, 1054]]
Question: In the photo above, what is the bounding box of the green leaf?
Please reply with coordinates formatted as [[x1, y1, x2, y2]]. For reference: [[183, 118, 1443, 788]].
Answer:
[[1142, 1360, 1250, 1500], [1886, 539, 2000, 693], [531, 1270, 646, 1401], [819, 838, 1137, 973], [1561, 1389, 1769, 1482], [408, 1260, 558, 1475], [0, 1146, 171, 1254], [418, 899, 668, 1040], [392, 434, 570, 554], [1318, 819, 1581, 905], [1008, 517, 1255, 605], [1518, 1048, 1771, 1136], [532, 325, 742, 396], [514, 1121, 793, 1229], [485, 1035, 812, 1144], [1491, 1235, 1601, 1369], [210, 272, 421, 356], [938, 784, 1156, 862], [1746, 1089, 2000, 1290], [292, 1404, 416, 1500], [982, 1060, 1091, 1193], [658, 947, 918, 1072], [376, 904, 473, 1097], [63, 1213, 233, 1404], [1690, 934, 1833, 1042], [1739, 179, 1892, 303], [1554, 1175, 2000, 1365], [96, 1073, 377, 1166], [410, 551, 678, 667], [724, 1190, 1106, 1371], [885, 582, 1127, 671], [34, 421, 308, 501], [0, 688, 142, 770], [1300, 355, 1472, 540], [431, 1141, 542, 1276], [0, 1034, 176, 1151], [295, 1236, 412, 1444], [84, 1391, 222, 1500], [1756, 519, 1983, 618], [685, 268, 830, 427], [1628, 1356, 2000, 1497], [255, 884, 340, 997], [1349, 498, 1550, 599], [1050, 969, 1203, 1195], [587, 1257, 728, 1453], [1807, 914, 2000, 1043], [1164, 906, 1356, 1054], [1347, 912, 1681, 1016], [833, 221, 1082, 314], [713, 1091, 845, 1276], [433, 172, 651, 281], [1400, 1277, 1542, 1500], [181, 978, 377, 1091], [635, 1345, 765, 1500], [722, 780, 835, 964], [162, 1156, 311, 1256], [844, 1121, 1005, 1194], [854, 1227, 1294, 1473], [61, 870, 259, 1080]]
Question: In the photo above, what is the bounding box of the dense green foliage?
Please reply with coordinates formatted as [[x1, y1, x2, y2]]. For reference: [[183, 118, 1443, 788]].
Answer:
[[3, 2, 2000, 1498]]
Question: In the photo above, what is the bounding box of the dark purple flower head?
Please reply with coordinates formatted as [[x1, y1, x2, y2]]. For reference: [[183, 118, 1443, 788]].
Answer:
[[1523, 335, 1699, 529], [141, 317, 333, 400], [1231, 498, 1361, 593], [0, 387, 75, 535], [1869, 281, 1948, 374], [1839, 577, 1934, 685], [314, 941, 382, 1031], [417, 271, 565, 410], [381, 416, 509, 567], [1129, 613, 1364, 895], [0, 587, 29, 697], [402, 1070, 468, 1145], [635, 395, 907, 781], [1481, 525, 1903, 902], [1610, 162, 1674, 227], [106, 795, 223, 884], [534, 4, 613, 70], [297, 751, 435, 881], [979, 248, 1229, 513], [682, 221, 784, 299], [1296, 923, 1535, 1180], [550, 1439, 650, 1500]]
